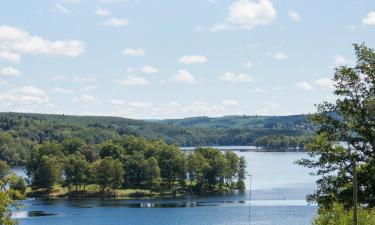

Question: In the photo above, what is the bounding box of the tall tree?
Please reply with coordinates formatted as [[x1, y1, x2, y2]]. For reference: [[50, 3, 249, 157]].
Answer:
[[298, 44, 375, 208], [64, 152, 89, 192], [143, 157, 161, 193]]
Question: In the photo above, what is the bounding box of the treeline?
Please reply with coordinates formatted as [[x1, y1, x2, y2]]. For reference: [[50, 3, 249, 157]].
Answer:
[[26, 136, 246, 195], [254, 135, 313, 150], [0, 160, 27, 225], [0, 112, 313, 165]]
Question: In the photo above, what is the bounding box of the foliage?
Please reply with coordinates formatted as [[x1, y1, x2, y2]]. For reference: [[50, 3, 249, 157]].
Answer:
[[25, 135, 245, 195], [0, 112, 313, 165], [254, 135, 313, 150], [297, 44, 375, 208], [313, 203, 375, 225]]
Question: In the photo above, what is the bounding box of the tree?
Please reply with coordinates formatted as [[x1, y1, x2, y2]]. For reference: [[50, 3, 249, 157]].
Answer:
[[142, 157, 161, 193], [123, 152, 145, 187], [225, 151, 239, 187], [99, 142, 124, 159], [187, 153, 209, 192], [0, 191, 17, 225], [298, 44, 375, 208], [110, 158, 124, 196], [158, 146, 186, 189], [64, 152, 89, 192], [32, 155, 62, 189], [237, 157, 246, 190], [95, 157, 124, 194], [0, 160, 10, 180], [62, 138, 86, 154]]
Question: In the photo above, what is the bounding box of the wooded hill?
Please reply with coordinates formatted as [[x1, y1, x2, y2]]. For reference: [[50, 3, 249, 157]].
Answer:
[[0, 112, 314, 164]]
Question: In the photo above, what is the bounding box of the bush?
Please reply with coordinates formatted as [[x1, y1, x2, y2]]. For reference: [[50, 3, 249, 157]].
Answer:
[[313, 203, 375, 225]]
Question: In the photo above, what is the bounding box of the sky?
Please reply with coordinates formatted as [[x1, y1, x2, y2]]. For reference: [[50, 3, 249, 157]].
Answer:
[[0, 0, 374, 119]]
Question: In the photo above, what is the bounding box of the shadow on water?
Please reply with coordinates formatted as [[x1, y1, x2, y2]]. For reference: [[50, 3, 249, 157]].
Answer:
[[12, 211, 58, 219]]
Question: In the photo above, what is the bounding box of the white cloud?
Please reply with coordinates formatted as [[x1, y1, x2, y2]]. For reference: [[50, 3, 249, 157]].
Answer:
[[141, 65, 159, 74], [127, 101, 152, 108], [219, 72, 254, 82], [98, 0, 127, 3], [62, 0, 82, 4], [173, 70, 195, 83], [51, 75, 67, 81], [117, 76, 148, 86], [0, 66, 21, 76], [111, 100, 152, 108], [0, 51, 21, 63], [288, 10, 300, 22], [74, 77, 97, 82], [212, 0, 277, 32], [254, 87, 265, 93], [0, 80, 8, 85], [194, 26, 205, 32], [96, 8, 110, 16], [72, 95, 98, 105], [256, 101, 280, 115], [81, 85, 97, 91], [51, 87, 74, 94], [110, 99, 125, 105], [297, 81, 313, 91], [101, 18, 129, 27], [0, 86, 50, 107], [315, 78, 334, 89], [273, 52, 287, 60], [0, 25, 84, 63], [122, 48, 145, 56], [178, 55, 207, 64], [333, 55, 348, 67], [221, 99, 239, 106], [363, 11, 375, 26], [244, 61, 253, 69], [54, 3, 70, 14]]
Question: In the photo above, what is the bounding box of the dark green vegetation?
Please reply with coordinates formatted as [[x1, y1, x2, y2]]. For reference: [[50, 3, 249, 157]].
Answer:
[[313, 203, 375, 225], [26, 136, 246, 197], [254, 135, 313, 150], [0, 112, 313, 165], [297, 44, 375, 223], [0, 160, 26, 225]]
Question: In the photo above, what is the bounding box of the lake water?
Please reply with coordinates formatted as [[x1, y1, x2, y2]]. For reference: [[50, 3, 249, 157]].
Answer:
[[14, 151, 318, 225]]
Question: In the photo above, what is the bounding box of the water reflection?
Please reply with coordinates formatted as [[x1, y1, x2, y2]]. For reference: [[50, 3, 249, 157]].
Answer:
[[12, 211, 58, 219]]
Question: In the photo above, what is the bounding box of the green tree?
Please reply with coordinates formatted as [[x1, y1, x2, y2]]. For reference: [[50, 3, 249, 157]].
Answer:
[[0, 191, 17, 225], [110, 158, 124, 196], [142, 157, 161, 193], [62, 138, 86, 154], [224, 151, 239, 187], [95, 157, 124, 194], [99, 142, 124, 159], [32, 155, 62, 189], [158, 146, 185, 189], [237, 157, 246, 190], [298, 44, 375, 208], [64, 152, 89, 192], [0, 160, 10, 180], [187, 153, 209, 192]]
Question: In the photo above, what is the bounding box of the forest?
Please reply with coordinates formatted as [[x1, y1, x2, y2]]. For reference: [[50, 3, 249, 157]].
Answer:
[[0, 112, 313, 165], [2, 136, 246, 198]]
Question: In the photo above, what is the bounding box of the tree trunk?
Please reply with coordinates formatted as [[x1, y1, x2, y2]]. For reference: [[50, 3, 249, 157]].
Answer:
[[353, 160, 358, 225]]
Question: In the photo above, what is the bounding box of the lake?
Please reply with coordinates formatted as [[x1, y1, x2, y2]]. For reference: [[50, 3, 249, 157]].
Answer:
[[14, 151, 318, 225]]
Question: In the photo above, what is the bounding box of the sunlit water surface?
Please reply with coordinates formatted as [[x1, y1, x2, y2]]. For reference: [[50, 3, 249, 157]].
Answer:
[[14, 150, 318, 225]]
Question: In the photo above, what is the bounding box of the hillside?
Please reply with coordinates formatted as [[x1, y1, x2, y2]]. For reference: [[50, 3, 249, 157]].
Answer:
[[0, 112, 314, 164], [158, 114, 313, 130]]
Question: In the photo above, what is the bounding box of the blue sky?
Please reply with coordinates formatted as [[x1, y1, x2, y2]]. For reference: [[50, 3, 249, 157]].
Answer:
[[0, 0, 374, 119]]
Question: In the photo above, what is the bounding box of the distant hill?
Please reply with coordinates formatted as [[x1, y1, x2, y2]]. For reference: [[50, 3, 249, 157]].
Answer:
[[158, 114, 313, 130], [0, 112, 314, 164]]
